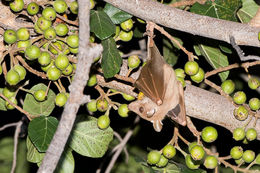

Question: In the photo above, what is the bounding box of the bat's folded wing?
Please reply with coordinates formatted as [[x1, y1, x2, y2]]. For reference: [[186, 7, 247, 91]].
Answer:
[[134, 44, 168, 105]]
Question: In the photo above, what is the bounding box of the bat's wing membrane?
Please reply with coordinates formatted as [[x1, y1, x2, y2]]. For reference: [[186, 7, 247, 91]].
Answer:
[[134, 44, 167, 105], [177, 81, 187, 126], [166, 81, 187, 126]]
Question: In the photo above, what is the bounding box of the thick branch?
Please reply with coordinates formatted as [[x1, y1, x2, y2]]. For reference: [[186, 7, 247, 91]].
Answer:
[[37, 1, 103, 172], [97, 73, 260, 140], [184, 84, 260, 140], [104, 0, 260, 47]]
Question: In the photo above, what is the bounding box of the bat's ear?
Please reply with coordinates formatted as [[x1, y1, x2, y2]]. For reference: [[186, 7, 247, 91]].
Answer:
[[152, 120, 163, 132]]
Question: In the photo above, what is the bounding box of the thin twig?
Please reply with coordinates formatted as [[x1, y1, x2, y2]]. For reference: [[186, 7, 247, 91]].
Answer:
[[177, 130, 190, 145], [96, 131, 130, 173], [31, 35, 44, 44], [153, 23, 197, 61], [114, 74, 135, 84], [174, 145, 187, 157], [16, 55, 47, 79], [230, 36, 260, 61], [186, 116, 201, 143], [37, 0, 102, 171], [0, 93, 32, 120], [53, 81, 63, 93], [219, 155, 232, 160], [0, 50, 9, 64], [0, 122, 19, 131], [121, 50, 147, 58], [56, 14, 79, 26], [104, 116, 140, 173], [112, 131, 129, 163], [10, 121, 22, 173], [2, 61, 7, 76], [205, 63, 240, 78], [97, 68, 135, 84], [45, 81, 51, 97], [218, 157, 254, 173], [67, 55, 78, 63], [204, 79, 234, 104], [246, 160, 256, 170], [96, 74, 137, 97], [0, 22, 16, 30]]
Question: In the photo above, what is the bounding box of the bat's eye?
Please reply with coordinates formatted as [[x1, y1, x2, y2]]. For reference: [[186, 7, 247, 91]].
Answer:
[[139, 106, 144, 113]]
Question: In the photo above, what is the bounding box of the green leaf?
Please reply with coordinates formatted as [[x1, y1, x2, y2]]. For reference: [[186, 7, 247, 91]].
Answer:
[[190, 0, 242, 21], [143, 161, 207, 173], [26, 137, 45, 163], [90, 10, 116, 40], [141, 165, 156, 173], [101, 38, 122, 78], [133, 23, 146, 38], [32, 146, 75, 173], [69, 115, 113, 158], [219, 43, 232, 54], [112, 146, 147, 173], [16, 140, 30, 173], [199, 44, 229, 81], [112, 155, 143, 173], [0, 88, 7, 111], [0, 137, 29, 173], [103, 3, 132, 24], [0, 137, 13, 161], [163, 38, 179, 66], [193, 45, 202, 56], [55, 148, 75, 173], [141, 162, 182, 173], [175, 161, 207, 173], [152, 163, 180, 173], [237, 0, 259, 23], [23, 83, 56, 117], [28, 116, 58, 152]]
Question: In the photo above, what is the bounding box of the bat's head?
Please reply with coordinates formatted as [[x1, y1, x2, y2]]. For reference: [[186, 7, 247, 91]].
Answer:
[[128, 97, 163, 132]]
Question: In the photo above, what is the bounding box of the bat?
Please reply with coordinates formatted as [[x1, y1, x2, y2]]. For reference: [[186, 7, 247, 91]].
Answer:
[[128, 43, 186, 132]]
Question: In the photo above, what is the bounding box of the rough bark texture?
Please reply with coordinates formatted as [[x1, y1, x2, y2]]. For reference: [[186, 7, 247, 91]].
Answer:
[[37, 1, 103, 172], [104, 0, 260, 47], [97, 74, 260, 140], [184, 84, 260, 139], [35, 1, 260, 172]]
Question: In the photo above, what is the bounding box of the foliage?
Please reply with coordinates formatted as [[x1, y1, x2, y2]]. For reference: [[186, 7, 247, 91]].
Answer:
[[0, 0, 259, 172]]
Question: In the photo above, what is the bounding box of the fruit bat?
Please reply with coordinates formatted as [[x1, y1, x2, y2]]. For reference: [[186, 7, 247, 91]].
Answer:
[[128, 43, 186, 132]]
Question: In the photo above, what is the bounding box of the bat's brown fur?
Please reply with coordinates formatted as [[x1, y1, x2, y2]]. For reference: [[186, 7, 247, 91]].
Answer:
[[129, 43, 186, 132]]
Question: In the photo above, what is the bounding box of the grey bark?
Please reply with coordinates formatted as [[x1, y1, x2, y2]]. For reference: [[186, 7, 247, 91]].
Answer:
[[37, 1, 103, 172], [104, 0, 260, 47]]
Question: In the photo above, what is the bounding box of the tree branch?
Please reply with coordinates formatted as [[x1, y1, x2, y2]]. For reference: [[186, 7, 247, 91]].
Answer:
[[97, 73, 260, 140], [0, 122, 21, 131], [10, 121, 22, 173], [184, 84, 260, 140], [104, 0, 260, 47], [104, 116, 140, 173], [230, 36, 260, 61], [37, 1, 103, 172]]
